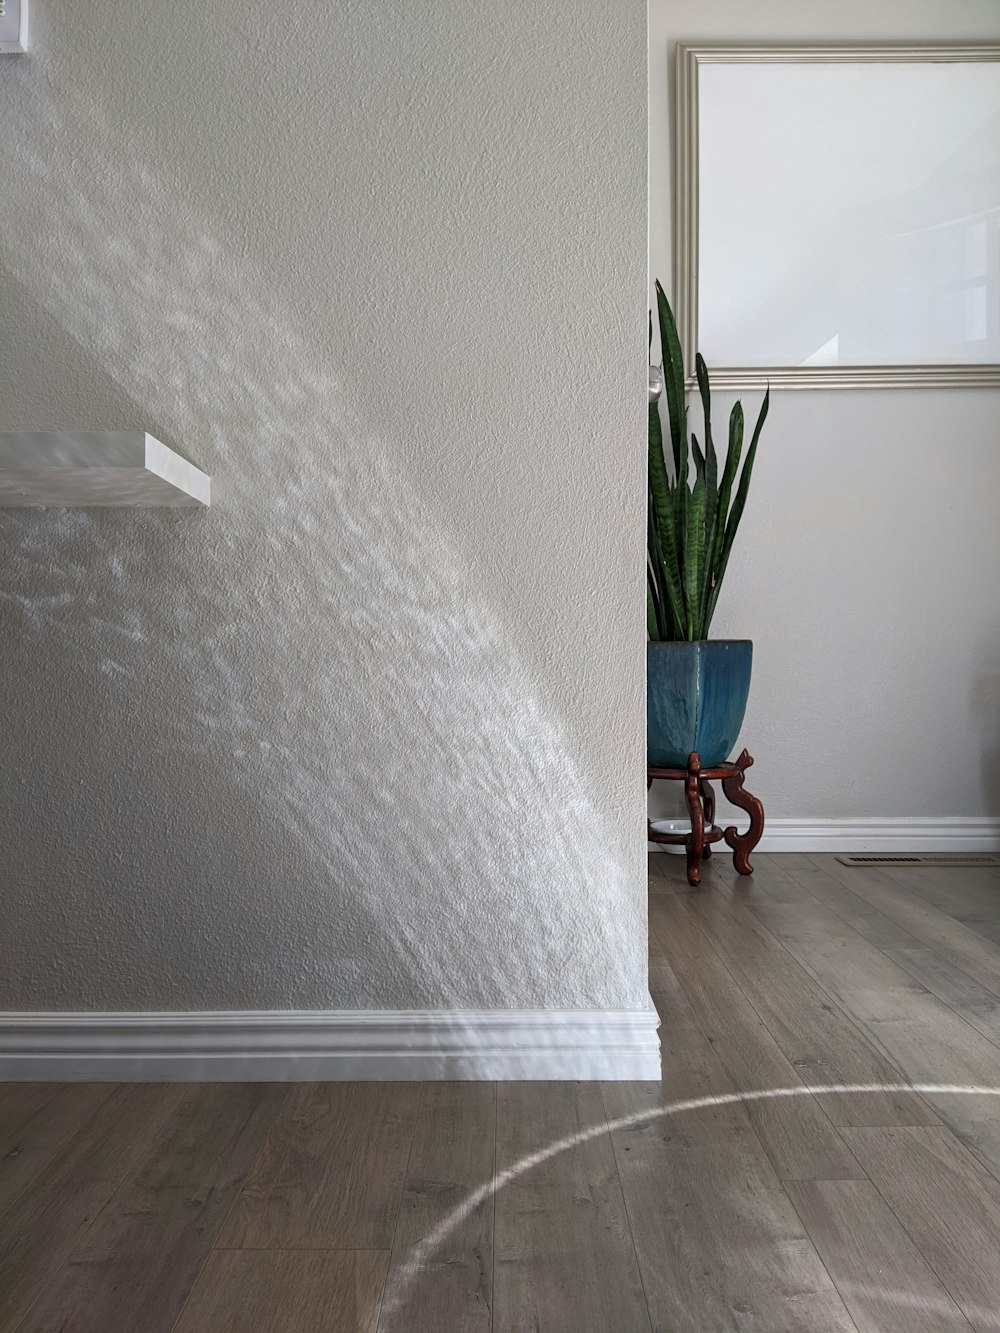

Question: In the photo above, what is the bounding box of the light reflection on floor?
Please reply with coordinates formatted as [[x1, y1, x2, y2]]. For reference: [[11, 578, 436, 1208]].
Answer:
[[382, 1081, 1000, 1330]]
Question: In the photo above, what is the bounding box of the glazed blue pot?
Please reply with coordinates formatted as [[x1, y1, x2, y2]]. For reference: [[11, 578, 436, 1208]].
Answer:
[[647, 640, 752, 768]]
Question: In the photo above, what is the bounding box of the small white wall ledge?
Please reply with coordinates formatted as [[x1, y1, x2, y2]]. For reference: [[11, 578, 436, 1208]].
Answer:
[[0, 432, 210, 507]]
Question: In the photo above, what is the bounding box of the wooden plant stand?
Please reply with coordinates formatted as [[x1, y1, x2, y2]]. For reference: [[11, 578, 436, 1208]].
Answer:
[[647, 748, 765, 887]]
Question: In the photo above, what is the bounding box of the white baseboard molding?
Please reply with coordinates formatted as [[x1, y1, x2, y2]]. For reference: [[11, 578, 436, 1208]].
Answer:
[[652, 817, 1000, 854], [0, 1007, 661, 1082]]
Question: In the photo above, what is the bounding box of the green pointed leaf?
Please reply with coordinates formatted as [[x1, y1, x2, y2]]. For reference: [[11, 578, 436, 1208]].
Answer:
[[649, 519, 680, 641], [693, 355, 719, 637], [708, 387, 769, 627], [695, 354, 718, 507], [683, 473, 708, 639], [691, 432, 705, 478], [655, 280, 686, 475], [723, 387, 769, 552], [647, 568, 660, 640], [676, 404, 689, 566], [711, 401, 744, 578], [647, 499, 671, 638], [648, 403, 686, 633]]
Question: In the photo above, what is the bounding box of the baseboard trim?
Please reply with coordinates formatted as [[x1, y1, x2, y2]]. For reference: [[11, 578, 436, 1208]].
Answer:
[[0, 1007, 661, 1082], [652, 817, 1000, 854]]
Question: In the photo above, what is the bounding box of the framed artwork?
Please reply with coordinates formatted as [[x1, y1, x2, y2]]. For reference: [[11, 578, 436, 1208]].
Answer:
[[674, 44, 1000, 388]]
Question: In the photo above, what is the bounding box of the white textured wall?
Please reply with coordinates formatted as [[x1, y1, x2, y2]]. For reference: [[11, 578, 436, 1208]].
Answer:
[[650, 0, 1000, 823], [0, 1, 648, 1011]]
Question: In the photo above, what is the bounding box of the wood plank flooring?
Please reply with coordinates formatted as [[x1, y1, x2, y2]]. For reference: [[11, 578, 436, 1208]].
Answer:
[[3, 852, 1000, 1330]]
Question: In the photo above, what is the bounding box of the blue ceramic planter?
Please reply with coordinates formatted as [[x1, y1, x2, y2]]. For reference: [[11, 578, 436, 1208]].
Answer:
[[647, 640, 752, 768]]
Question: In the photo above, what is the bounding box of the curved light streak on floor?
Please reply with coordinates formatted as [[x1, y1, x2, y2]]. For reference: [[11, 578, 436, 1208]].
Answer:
[[381, 1082, 1000, 1330]]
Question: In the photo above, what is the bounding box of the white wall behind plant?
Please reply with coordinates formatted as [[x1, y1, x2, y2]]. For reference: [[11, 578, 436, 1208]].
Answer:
[[0, 0, 648, 1012], [649, 0, 1000, 825]]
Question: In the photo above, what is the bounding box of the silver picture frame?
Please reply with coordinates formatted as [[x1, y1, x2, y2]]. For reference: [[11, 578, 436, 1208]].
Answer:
[[673, 44, 1000, 389]]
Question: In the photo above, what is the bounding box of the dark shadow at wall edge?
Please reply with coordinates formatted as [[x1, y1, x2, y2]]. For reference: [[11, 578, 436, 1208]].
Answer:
[[972, 650, 1000, 818], [0, 72, 647, 1016]]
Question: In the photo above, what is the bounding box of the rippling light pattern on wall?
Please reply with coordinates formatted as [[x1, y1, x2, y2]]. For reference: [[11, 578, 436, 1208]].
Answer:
[[0, 15, 647, 1021]]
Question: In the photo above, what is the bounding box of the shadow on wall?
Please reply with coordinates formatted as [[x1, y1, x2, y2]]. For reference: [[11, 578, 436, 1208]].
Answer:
[[972, 652, 1000, 818], [0, 74, 645, 1013]]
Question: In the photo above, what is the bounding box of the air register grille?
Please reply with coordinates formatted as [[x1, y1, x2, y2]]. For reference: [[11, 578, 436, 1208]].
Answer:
[[835, 854, 1000, 867]]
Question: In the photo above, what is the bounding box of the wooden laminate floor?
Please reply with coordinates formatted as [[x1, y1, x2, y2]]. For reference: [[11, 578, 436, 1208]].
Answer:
[[5, 853, 1000, 1330]]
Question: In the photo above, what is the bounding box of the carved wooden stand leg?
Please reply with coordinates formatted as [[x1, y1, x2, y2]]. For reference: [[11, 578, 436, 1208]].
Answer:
[[722, 748, 766, 875], [684, 752, 705, 886], [699, 778, 715, 860]]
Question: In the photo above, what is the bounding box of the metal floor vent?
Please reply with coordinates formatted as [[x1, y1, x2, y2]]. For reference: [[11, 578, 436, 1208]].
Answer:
[[835, 854, 1000, 868]]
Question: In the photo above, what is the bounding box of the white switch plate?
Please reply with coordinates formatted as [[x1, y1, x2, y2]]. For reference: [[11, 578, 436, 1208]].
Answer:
[[0, 0, 28, 54]]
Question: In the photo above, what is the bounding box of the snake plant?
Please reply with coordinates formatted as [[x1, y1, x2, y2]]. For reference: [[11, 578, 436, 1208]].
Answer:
[[648, 280, 769, 642]]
